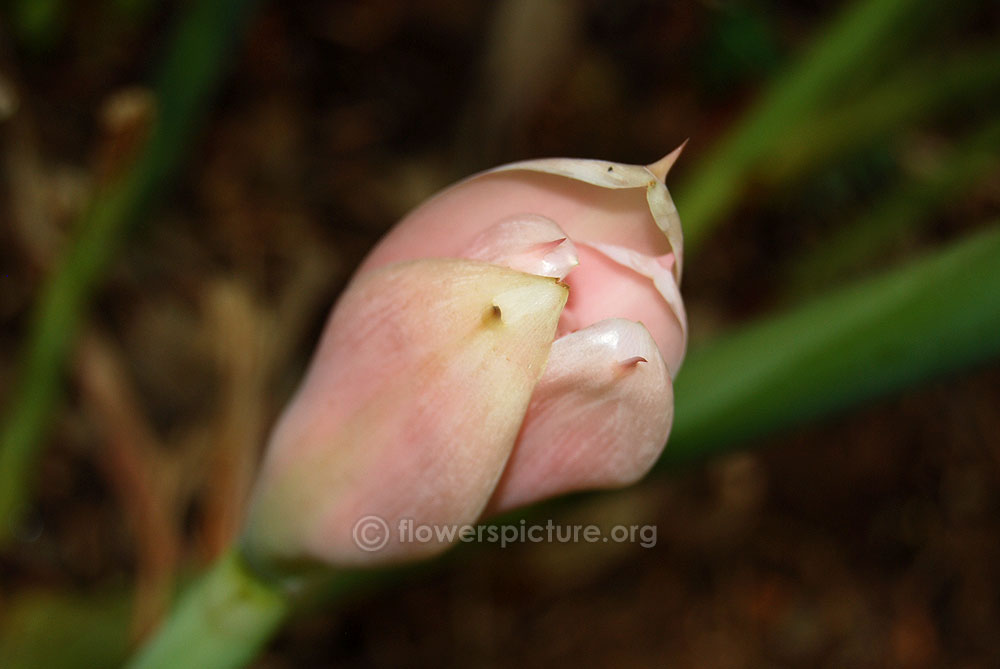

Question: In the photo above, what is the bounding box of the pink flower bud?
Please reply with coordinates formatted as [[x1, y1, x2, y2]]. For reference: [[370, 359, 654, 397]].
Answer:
[[243, 152, 687, 569]]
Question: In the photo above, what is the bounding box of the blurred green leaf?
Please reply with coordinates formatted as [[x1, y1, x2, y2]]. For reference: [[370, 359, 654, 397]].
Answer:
[[759, 47, 1000, 187], [663, 223, 1000, 465], [0, 589, 131, 669], [788, 118, 1000, 293], [0, 0, 261, 546], [7, 0, 66, 51], [678, 0, 945, 251]]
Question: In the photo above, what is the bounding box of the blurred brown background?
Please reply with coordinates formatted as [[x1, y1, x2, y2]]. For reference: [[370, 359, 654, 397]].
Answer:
[[1, 0, 999, 666]]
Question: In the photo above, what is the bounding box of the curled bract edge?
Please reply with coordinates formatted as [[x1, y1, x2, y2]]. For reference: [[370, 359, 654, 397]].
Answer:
[[487, 150, 685, 282]]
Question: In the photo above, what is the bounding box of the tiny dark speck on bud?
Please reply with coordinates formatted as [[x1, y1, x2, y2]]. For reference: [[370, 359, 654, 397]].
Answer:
[[607, 166, 613, 172], [483, 304, 503, 326]]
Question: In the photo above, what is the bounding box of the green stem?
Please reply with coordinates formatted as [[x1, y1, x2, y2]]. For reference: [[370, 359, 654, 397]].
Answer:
[[662, 223, 1000, 466], [127, 551, 290, 669], [0, 0, 260, 546]]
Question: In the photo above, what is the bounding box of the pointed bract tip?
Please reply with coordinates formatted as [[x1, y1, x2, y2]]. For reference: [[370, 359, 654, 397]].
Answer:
[[530, 237, 568, 253], [647, 140, 689, 182], [619, 356, 648, 368]]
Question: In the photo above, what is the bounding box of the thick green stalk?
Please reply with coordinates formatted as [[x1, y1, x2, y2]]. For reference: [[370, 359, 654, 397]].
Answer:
[[676, 0, 932, 250], [662, 223, 1000, 466], [0, 0, 260, 545], [127, 551, 290, 669]]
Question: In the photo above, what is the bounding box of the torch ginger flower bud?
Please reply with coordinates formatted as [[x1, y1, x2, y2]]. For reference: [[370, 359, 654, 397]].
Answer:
[[243, 150, 687, 570]]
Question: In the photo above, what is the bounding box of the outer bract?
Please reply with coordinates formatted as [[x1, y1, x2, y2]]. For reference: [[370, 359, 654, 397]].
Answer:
[[244, 259, 566, 567]]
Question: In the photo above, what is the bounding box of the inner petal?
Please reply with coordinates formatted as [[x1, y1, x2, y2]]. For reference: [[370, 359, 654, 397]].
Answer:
[[461, 214, 578, 280], [559, 244, 686, 377]]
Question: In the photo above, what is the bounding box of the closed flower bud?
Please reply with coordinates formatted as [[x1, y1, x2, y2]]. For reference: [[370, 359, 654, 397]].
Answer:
[[243, 151, 687, 570]]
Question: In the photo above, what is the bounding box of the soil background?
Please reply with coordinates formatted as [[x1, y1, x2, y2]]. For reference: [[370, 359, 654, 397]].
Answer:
[[1, 1, 999, 667]]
